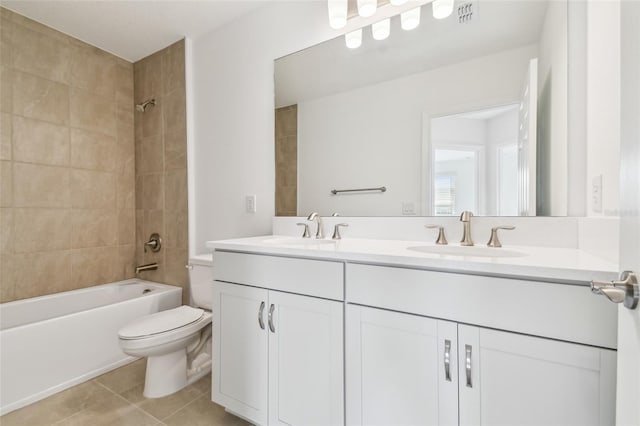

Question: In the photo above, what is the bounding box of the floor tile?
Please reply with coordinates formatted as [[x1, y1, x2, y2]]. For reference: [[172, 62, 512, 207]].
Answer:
[[2, 381, 114, 426], [94, 359, 146, 395], [191, 374, 211, 395], [53, 388, 159, 426], [0, 362, 242, 426], [163, 394, 251, 426], [122, 382, 202, 420]]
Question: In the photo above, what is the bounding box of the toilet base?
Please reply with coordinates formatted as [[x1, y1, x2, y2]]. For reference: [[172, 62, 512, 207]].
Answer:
[[143, 350, 188, 398], [142, 348, 213, 398]]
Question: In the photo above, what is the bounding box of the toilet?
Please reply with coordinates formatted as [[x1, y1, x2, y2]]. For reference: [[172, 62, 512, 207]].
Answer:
[[118, 254, 213, 398]]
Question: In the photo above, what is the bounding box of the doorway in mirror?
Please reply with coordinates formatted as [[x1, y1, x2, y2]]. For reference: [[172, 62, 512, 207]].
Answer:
[[428, 103, 523, 216]]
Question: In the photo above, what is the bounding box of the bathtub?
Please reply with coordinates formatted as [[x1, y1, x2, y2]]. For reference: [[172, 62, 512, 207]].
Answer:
[[0, 279, 181, 415]]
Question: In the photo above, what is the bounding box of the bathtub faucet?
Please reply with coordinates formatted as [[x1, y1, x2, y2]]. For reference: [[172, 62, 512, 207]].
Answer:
[[135, 263, 158, 274]]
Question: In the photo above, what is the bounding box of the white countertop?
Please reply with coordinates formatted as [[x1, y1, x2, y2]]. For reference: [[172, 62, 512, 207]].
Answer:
[[206, 236, 619, 285]]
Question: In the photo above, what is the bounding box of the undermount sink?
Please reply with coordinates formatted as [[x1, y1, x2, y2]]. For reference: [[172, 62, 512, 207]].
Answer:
[[262, 237, 337, 246], [407, 245, 527, 258]]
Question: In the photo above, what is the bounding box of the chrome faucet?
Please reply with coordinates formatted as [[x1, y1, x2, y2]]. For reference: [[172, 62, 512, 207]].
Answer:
[[459, 211, 474, 246], [307, 212, 324, 239]]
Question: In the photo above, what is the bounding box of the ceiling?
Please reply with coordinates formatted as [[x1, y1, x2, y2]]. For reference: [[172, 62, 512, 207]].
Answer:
[[1, 0, 266, 62]]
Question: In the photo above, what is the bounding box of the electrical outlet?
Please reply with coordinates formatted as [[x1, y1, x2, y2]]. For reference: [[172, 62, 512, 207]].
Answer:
[[592, 175, 602, 213], [402, 202, 416, 215], [246, 195, 256, 213]]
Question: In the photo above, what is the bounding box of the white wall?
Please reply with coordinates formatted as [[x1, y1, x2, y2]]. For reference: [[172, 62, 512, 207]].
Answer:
[[486, 108, 519, 215], [190, 1, 333, 253], [586, 0, 620, 217], [189, 1, 620, 252], [297, 45, 537, 217], [537, 0, 568, 216]]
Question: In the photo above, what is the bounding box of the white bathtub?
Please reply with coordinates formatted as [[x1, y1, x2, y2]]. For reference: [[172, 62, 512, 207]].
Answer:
[[0, 279, 181, 415]]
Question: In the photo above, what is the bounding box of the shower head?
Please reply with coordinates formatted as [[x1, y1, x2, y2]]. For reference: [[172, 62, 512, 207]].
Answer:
[[135, 99, 156, 112]]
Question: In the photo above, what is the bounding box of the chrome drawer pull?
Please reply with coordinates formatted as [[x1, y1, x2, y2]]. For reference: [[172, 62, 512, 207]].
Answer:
[[258, 301, 265, 330], [268, 304, 276, 333], [444, 339, 452, 381], [465, 344, 473, 388]]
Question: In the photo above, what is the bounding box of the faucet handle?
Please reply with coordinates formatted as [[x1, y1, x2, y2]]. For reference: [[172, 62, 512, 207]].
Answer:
[[486, 226, 515, 248], [332, 223, 349, 240], [143, 233, 162, 253], [296, 222, 311, 238], [425, 225, 448, 245]]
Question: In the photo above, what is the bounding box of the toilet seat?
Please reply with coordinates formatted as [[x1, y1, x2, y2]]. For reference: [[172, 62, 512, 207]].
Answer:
[[119, 306, 205, 339], [118, 306, 212, 354]]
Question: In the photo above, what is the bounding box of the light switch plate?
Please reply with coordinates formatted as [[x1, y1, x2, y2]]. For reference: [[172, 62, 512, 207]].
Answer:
[[592, 175, 602, 213], [402, 202, 416, 215], [246, 195, 256, 213]]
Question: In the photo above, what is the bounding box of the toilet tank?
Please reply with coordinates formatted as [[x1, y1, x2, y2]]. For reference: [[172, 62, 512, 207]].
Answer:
[[189, 254, 213, 310]]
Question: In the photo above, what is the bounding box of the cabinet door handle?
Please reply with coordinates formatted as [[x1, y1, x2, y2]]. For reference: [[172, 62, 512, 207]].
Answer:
[[465, 344, 473, 388], [268, 304, 276, 333], [444, 339, 452, 381], [258, 301, 265, 330]]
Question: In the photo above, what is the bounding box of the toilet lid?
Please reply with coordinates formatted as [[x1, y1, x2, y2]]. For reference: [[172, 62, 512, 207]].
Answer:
[[119, 306, 205, 339]]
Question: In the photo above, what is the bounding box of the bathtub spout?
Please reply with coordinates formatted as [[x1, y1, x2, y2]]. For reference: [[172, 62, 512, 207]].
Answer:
[[135, 263, 158, 274]]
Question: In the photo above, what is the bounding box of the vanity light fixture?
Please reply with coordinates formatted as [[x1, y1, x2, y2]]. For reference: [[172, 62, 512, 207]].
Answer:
[[328, 0, 348, 29], [338, 0, 454, 49], [401, 6, 421, 30], [432, 0, 454, 19], [372, 18, 391, 40], [345, 28, 363, 48], [357, 0, 377, 17]]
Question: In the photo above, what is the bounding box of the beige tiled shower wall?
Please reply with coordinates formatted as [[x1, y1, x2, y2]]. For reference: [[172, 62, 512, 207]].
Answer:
[[0, 8, 136, 302], [275, 105, 297, 216], [133, 40, 189, 303]]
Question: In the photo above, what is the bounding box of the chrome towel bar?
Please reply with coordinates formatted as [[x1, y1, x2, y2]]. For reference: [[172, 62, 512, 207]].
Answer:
[[331, 186, 386, 195]]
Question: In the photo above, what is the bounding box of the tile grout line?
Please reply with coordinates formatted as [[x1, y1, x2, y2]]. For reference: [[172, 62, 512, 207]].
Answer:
[[93, 376, 206, 424], [92, 379, 165, 423], [160, 391, 210, 424]]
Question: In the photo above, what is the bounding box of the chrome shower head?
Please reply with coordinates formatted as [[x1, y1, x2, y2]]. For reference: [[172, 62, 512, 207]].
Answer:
[[135, 99, 156, 112]]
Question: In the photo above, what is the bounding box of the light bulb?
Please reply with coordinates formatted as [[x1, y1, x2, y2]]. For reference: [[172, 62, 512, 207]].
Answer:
[[390, 0, 408, 5], [357, 0, 377, 17], [372, 18, 390, 41], [345, 29, 363, 49], [432, 0, 454, 20], [401, 7, 421, 31], [327, 0, 347, 29]]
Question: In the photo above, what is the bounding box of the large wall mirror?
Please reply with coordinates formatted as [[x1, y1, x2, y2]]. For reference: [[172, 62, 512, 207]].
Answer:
[[275, 0, 568, 217]]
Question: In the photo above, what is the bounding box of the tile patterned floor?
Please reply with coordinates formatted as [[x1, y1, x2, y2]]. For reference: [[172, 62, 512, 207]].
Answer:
[[0, 359, 251, 426]]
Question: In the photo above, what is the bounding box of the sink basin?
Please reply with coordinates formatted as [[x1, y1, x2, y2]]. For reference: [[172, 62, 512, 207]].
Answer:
[[407, 245, 527, 258], [262, 237, 337, 247]]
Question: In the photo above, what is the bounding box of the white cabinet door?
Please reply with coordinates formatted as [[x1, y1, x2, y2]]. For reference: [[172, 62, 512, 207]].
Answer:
[[346, 304, 458, 426], [458, 325, 617, 426], [212, 282, 269, 426], [268, 291, 344, 426]]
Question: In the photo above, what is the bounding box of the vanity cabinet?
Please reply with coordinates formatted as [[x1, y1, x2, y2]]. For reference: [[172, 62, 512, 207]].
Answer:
[[208, 247, 618, 426], [346, 304, 616, 426], [457, 325, 616, 426], [346, 305, 458, 426], [345, 263, 617, 426], [212, 251, 344, 426], [212, 282, 268, 424]]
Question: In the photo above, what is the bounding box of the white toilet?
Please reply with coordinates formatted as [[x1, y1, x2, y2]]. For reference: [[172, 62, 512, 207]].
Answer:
[[118, 254, 213, 398]]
